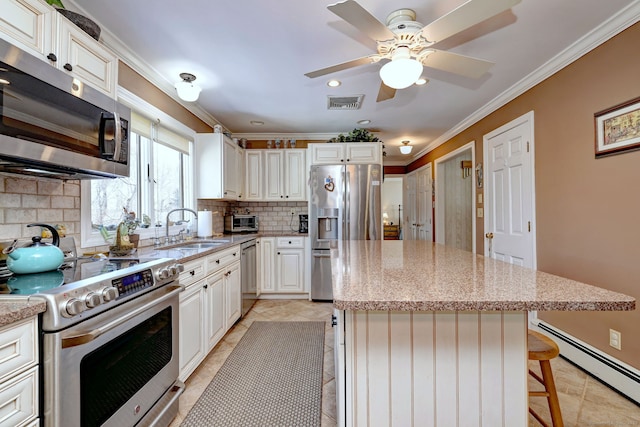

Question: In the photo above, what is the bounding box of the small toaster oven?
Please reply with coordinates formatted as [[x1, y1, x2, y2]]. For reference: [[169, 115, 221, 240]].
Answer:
[[224, 215, 259, 233]]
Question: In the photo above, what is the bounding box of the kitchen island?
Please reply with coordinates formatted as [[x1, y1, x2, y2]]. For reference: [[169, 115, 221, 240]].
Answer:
[[331, 240, 635, 427]]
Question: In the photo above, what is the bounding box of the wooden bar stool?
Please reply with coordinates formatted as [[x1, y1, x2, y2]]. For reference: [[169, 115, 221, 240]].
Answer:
[[528, 329, 564, 427]]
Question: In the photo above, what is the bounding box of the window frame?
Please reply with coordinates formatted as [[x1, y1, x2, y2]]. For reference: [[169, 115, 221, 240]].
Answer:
[[80, 88, 196, 248]]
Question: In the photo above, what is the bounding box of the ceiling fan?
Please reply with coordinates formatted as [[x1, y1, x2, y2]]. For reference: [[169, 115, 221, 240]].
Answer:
[[305, 0, 521, 102]]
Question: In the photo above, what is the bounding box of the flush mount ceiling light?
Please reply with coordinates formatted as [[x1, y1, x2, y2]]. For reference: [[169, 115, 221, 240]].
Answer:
[[357, 119, 371, 125], [250, 120, 264, 126], [379, 47, 423, 90], [175, 73, 201, 102], [399, 140, 413, 155], [327, 79, 341, 87]]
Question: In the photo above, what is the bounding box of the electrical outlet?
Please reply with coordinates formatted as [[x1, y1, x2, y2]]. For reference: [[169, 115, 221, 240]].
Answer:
[[290, 209, 296, 216], [609, 329, 622, 350]]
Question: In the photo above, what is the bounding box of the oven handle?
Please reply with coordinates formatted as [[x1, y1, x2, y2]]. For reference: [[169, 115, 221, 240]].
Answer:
[[61, 284, 184, 349]]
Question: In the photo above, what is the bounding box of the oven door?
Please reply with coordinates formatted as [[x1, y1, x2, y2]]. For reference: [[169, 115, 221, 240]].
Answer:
[[42, 284, 183, 427]]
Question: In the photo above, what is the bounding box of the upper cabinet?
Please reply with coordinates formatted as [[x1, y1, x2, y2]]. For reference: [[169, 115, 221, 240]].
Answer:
[[0, 0, 117, 97], [196, 133, 245, 200], [245, 149, 307, 202], [309, 142, 382, 165]]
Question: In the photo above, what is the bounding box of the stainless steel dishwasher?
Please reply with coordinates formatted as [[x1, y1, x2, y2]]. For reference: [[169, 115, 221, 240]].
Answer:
[[240, 239, 257, 316]]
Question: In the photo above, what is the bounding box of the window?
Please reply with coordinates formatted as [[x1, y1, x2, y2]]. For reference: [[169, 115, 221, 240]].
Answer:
[[81, 95, 195, 248]]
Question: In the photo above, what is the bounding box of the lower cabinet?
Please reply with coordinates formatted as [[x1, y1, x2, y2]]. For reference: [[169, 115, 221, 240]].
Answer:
[[178, 245, 242, 382], [0, 317, 39, 427], [258, 236, 307, 296]]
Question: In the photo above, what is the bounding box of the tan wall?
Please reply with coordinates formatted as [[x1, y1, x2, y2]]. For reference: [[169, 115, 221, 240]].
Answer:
[[408, 22, 640, 367], [118, 62, 213, 133]]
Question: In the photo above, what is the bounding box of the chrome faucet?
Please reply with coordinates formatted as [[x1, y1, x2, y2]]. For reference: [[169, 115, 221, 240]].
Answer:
[[166, 208, 198, 241]]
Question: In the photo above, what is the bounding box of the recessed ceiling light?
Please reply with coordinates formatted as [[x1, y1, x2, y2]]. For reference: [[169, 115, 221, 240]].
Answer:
[[415, 78, 428, 86], [250, 120, 264, 126], [327, 79, 341, 87], [357, 119, 371, 125]]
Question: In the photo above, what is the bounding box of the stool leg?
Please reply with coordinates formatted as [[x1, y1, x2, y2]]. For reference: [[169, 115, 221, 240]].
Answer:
[[539, 360, 563, 427]]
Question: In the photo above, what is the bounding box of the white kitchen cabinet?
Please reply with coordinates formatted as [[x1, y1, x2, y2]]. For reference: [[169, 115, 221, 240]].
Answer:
[[0, 0, 117, 98], [196, 133, 245, 200], [0, 317, 39, 427], [309, 142, 381, 165], [257, 237, 275, 293], [258, 236, 306, 296], [224, 261, 241, 327], [178, 278, 205, 381], [205, 271, 225, 351], [245, 149, 307, 201]]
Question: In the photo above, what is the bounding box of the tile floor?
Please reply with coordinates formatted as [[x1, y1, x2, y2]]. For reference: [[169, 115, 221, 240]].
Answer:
[[170, 300, 640, 427]]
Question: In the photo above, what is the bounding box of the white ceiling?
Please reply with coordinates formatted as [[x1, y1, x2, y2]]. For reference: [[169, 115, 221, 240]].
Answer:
[[72, 0, 639, 164]]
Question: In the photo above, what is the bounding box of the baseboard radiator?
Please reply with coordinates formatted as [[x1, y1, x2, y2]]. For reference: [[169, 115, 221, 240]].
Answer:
[[532, 320, 640, 405]]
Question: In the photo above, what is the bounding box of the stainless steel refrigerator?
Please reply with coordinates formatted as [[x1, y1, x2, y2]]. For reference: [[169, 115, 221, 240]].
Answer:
[[309, 163, 382, 300]]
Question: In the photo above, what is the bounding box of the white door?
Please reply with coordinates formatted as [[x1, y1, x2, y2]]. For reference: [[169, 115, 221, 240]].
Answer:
[[484, 111, 536, 268], [416, 164, 433, 241], [404, 173, 417, 240]]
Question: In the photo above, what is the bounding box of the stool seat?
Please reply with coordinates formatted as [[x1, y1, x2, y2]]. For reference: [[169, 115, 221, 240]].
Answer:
[[528, 329, 563, 427]]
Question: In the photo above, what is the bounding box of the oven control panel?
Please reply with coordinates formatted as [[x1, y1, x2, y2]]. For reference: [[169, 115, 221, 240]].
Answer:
[[112, 269, 155, 299]]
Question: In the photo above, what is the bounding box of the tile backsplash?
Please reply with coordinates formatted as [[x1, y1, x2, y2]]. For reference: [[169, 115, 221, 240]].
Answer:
[[197, 200, 308, 234]]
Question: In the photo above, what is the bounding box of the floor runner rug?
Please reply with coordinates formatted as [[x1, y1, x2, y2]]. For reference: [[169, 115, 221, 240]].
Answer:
[[180, 321, 325, 427]]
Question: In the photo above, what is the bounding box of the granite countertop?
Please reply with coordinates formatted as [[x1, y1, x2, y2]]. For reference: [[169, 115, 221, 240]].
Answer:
[[0, 298, 46, 327], [331, 240, 636, 312]]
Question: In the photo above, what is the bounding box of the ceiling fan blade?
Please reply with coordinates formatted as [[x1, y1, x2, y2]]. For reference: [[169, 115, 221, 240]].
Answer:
[[422, 50, 493, 79], [421, 0, 521, 44], [376, 81, 396, 102], [305, 56, 376, 79], [327, 0, 396, 42]]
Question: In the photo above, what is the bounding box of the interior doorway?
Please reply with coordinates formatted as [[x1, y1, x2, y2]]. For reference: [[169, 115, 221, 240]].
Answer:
[[434, 141, 476, 252], [382, 176, 403, 239]]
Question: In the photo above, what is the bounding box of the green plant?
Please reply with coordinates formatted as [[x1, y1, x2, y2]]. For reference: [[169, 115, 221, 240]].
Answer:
[[328, 128, 381, 143], [45, 0, 65, 9]]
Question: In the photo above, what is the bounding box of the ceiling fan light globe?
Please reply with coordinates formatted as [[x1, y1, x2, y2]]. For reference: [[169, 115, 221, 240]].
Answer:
[[380, 58, 423, 89], [175, 81, 202, 102]]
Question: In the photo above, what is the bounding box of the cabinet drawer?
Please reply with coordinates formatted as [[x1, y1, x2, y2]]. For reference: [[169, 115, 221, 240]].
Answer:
[[179, 259, 205, 287], [206, 245, 240, 274], [0, 318, 37, 383], [0, 365, 38, 427], [276, 237, 304, 249]]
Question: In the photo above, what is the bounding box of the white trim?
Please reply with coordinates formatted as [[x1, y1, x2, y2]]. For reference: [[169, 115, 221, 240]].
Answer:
[[530, 319, 640, 404], [434, 141, 476, 252], [482, 111, 536, 269]]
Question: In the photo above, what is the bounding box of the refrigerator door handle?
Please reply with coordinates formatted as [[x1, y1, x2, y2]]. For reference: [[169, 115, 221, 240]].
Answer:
[[312, 253, 331, 258], [343, 168, 349, 241]]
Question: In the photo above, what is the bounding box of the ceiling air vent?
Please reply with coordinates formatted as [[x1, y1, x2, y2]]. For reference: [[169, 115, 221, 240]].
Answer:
[[327, 95, 364, 110]]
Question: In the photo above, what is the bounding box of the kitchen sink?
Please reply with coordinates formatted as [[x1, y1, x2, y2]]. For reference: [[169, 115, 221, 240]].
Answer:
[[177, 242, 225, 250]]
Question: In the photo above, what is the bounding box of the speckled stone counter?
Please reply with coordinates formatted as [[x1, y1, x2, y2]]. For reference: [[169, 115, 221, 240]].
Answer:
[[0, 298, 45, 327], [331, 240, 635, 312]]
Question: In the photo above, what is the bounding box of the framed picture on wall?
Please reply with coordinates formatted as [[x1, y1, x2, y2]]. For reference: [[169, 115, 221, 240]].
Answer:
[[595, 96, 640, 158]]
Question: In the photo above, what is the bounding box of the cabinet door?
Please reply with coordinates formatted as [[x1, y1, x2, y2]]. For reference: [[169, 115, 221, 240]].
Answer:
[[258, 237, 275, 292], [245, 151, 263, 200], [56, 15, 117, 97], [264, 151, 284, 200], [195, 133, 224, 199], [222, 138, 239, 200], [205, 272, 226, 351], [225, 262, 241, 326], [235, 146, 245, 200], [345, 143, 381, 164], [310, 144, 345, 164], [285, 150, 307, 201], [0, 0, 54, 58], [179, 282, 205, 381], [276, 248, 304, 292]]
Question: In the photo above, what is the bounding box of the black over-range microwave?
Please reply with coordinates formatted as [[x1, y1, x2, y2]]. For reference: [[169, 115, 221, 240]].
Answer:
[[0, 38, 130, 180]]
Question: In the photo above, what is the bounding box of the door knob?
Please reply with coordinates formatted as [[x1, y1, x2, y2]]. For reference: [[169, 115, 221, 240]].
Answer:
[[485, 232, 494, 239]]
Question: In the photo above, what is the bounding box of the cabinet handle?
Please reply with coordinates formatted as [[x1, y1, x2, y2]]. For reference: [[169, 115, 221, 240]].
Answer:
[[280, 195, 284, 198], [331, 315, 337, 327], [216, 259, 220, 264], [340, 159, 344, 162], [285, 195, 289, 198], [233, 252, 236, 256], [190, 270, 195, 276], [346, 158, 350, 162], [47, 53, 57, 62], [277, 252, 281, 255], [203, 284, 208, 289], [63, 63, 73, 72], [288, 241, 292, 244]]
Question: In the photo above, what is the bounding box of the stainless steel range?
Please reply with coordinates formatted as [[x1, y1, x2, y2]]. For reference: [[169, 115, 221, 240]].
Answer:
[[7, 256, 185, 427]]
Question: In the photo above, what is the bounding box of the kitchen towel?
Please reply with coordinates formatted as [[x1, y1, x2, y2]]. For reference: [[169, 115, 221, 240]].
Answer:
[[197, 210, 213, 237]]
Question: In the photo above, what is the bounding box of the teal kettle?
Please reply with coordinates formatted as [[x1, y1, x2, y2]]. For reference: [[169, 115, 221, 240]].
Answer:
[[3, 224, 64, 274]]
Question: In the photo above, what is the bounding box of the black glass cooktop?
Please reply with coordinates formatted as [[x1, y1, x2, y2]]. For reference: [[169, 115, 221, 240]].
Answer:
[[0, 256, 156, 295]]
